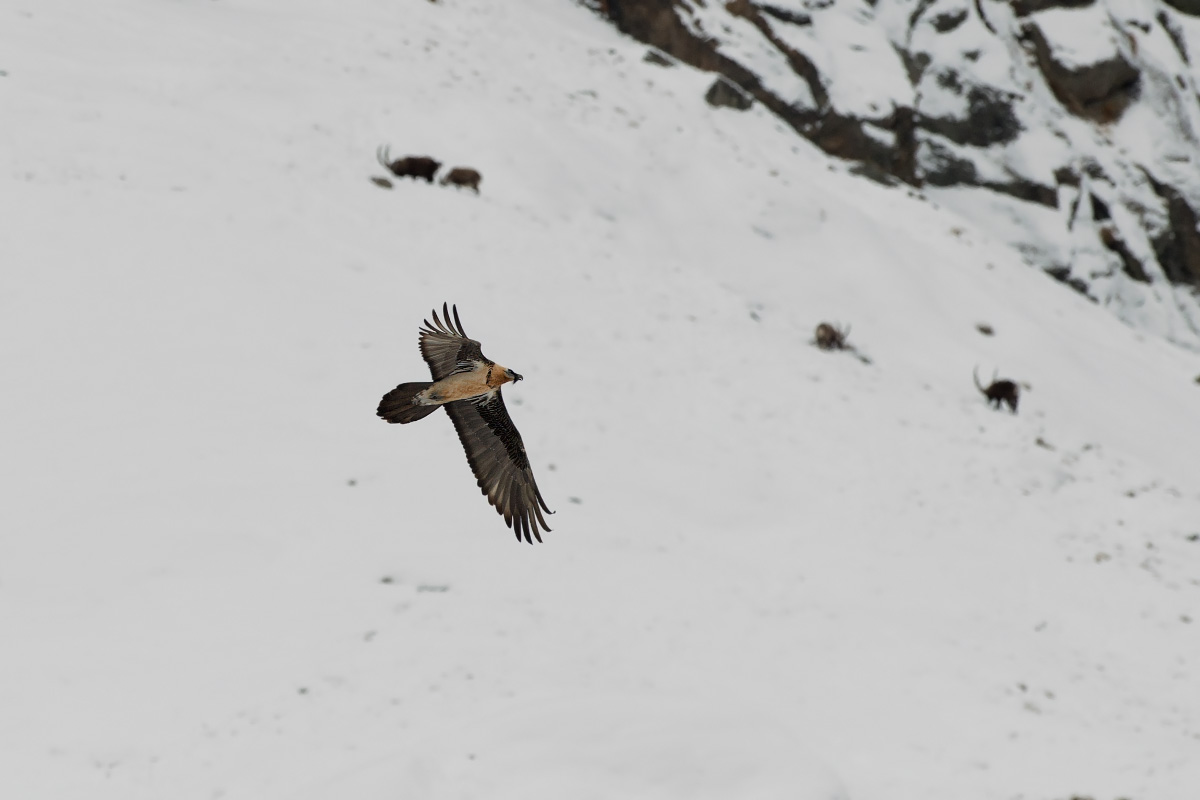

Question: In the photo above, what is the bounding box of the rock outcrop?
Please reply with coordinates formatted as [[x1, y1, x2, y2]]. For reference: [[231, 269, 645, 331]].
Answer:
[[601, 0, 1200, 347]]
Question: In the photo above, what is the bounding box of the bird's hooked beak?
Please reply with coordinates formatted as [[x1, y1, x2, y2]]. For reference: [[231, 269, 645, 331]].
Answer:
[[507, 369, 523, 383]]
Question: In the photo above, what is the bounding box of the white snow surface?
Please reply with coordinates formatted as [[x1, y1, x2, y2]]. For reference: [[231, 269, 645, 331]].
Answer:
[[1029, 6, 1128, 71], [689, 5, 819, 110], [765, 2, 913, 118], [2, 1, 1200, 799]]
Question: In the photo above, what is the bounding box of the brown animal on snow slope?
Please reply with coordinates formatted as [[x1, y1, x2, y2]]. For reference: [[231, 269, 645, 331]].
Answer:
[[441, 166, 482, 193], [973, 366, 1025, 413], [813, 322, 850, 351], [376, 146, 441, 183]]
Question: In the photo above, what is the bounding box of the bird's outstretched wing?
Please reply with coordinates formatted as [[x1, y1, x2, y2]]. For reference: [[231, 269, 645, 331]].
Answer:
[[444, 390, 553, 543], [419, 303, 485, 381]]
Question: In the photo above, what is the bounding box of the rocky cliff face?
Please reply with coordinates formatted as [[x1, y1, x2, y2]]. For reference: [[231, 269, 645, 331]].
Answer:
[[598, 0, 1200, 347]]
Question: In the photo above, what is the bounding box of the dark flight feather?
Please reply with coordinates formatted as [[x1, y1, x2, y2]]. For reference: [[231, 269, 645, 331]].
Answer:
[[444, 392, 552, 543], [419, 302, 486, 380]]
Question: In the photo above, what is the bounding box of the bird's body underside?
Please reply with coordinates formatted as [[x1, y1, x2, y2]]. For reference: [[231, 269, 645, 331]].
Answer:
[[419, 367, 514, 404], [377, 304, 552, 543]]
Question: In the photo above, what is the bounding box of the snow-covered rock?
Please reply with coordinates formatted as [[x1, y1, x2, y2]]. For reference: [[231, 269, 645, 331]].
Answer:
[[602, 0, 1200, 347]]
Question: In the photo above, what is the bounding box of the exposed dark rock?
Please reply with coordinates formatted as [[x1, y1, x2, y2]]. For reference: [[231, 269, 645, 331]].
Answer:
[[1081, 160, 1109, 181], [1099, 225, 1151, 282], [643, 48, 675, 67], [973, 0, 998, 33], [900, 48, 933, 85], [604, 0, 760, 84], [932, 9, 969, 32], [1010, 0, 1094, 16], [981, 176, 1058, 207], [919, 82, 1023, 147], [1054, 166, 1080, 187], [807, 113, 912, 182], [759, 4, 812, 25], [936, 69, 964, 92], [1023, 20, 1141, 122], [849, 161, 902, 185], [706, 76, 754, 110], [789, 101, 919, 184], [606, 0, 919, 185], [1162, 0, 1200, 17], [919, 135, 978, 186], [1090, 192, 1110, 221], [887, 107, 919, 186], [908, 0, 939, 30], [724, 0, 828, 109], [1147, 175, 1200, 286], [1158, 11, 1191, 63], [1045, 265, 1094, 296]]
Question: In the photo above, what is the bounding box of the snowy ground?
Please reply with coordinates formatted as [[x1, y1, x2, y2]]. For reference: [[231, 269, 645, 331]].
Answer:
[[2, 1, 1199, 799]]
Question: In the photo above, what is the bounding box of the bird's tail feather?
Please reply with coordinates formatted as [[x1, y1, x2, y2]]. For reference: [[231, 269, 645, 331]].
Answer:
[[377, 382, 438, 424]]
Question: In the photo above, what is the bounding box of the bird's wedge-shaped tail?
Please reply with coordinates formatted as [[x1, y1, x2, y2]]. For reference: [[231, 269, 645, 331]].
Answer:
[[377, 381, 438, 423]]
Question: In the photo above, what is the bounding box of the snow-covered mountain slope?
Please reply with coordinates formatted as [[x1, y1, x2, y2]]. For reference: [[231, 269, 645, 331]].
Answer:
[[601, 0, 1200, 349], [2, 1, 1199, 799]]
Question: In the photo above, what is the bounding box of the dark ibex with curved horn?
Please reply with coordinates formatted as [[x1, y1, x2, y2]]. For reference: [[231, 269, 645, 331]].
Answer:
[[973, 366, 1023, 413], [376, 146, 441, 183]]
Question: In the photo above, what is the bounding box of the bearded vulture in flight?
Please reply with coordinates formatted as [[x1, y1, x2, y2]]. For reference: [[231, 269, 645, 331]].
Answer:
[[377, 303, 553, 543]]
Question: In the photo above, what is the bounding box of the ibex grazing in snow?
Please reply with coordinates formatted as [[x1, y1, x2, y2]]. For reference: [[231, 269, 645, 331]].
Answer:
[[376, 146, 441, 183], [812, 321, 872, 364], [440, 166, 482, 193], [973, 366, 1025, 413], [813, 322, 850, 351]]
